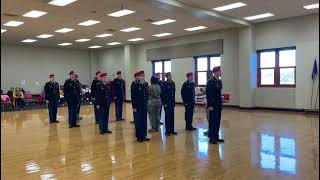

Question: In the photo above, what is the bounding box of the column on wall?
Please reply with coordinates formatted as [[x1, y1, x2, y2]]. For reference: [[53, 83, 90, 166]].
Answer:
[[124, 44, 135, 100], [238, 26, 257, 108], [89, 50, 98, 81]]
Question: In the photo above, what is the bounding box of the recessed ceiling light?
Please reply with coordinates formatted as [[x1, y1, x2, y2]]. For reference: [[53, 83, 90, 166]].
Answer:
[[22, 39, 37, 43], [120, 27, 141, 32], [1, 29, 7, 33], [213, 2, 247, 11], [37, 34, 54, 38], [55, 28, 74, 33], [303, 3, 319, 9], [107, 42, 121, 45], [78, 20, 100, 26], [152, 19, 176, 25], [153, 33, 172, 37], [48, 0, 77, 6], [108, 9, 135, 17], [22, 10, 47, 18], [128, 38, 144, 42], [184, 26, 207, 31], [75, 39, 91, 42], [4, 21, 24, 27], [88, 46, 102, 49], [95, 33, 113, 38], [244, 13, 274, 20], [58, 43, 72, 46]]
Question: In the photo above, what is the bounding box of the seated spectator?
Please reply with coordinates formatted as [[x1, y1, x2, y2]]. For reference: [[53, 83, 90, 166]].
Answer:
[[13, 87, 26, 110], [59, 87, 65, 105], [7, 87, 14, 100], [20, 87, 26, 95]]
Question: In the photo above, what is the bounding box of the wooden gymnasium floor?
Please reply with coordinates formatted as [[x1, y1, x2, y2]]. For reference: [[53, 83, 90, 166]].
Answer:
[[1, 103, 319, 180]]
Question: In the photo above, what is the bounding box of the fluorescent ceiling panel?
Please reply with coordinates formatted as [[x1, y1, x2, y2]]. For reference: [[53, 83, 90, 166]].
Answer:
[[48, 0, 77, 6], [184, 26, 207, 31], [108, 9, 135, 17], [78, 20, 100, 26], [213, 2, 247, 11], [22, 10, 47, 18], [4, 21, 24, 27], [244, 13, 274, 20], [152, 19, 176, 25]]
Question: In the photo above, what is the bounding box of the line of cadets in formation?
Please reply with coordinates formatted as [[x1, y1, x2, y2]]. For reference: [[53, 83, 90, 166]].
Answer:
[[44, 66, 224, 144]]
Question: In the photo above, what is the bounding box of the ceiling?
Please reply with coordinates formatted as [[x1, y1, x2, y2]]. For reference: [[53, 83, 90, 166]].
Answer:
[[1, 0, 318, 50]]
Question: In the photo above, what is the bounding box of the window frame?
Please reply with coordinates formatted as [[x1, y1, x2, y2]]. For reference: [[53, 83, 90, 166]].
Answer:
[[152, 59, 171, 81], [257, 46, 296, 88], [194, 54, 221, 86]]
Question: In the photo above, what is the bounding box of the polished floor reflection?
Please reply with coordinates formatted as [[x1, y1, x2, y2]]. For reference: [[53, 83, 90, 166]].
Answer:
[[1, 103, 319, 179]]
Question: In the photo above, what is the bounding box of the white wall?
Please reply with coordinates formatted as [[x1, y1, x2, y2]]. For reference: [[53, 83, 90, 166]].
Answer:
[[254, 14, 319, 109], [1, 45, 91, 93], [96, 47, 125, 80]]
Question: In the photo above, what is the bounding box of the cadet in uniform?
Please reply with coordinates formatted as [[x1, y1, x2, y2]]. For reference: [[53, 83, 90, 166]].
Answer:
[[154, 73, 164, 125], [206, 66, 224, 144], [130, 73, 139, 124], [75, 74, 82, 121], [113, 70, 125, 121], [162, 72, 178, 136], [44, 74, 60, 123], [95, 72, 112, 134], [64, 70, 81, 128], [181, 72, 197, 131], [131, 70, 150, 142], [91, 70, 101, 124]]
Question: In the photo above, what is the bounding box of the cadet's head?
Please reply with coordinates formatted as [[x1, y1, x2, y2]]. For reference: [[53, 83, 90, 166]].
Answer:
[[95, 70, 102, 80], [134, 73, 138, 80], [165, 72, 172, 80], [154, 73, 161, 80], [49, 74, 55, 81], [69, 70, 76, 79], [116, 71, 122, 78], [186, 72, 193, 81], [137, 70, 145, 81], [100, 73, 107, 83], [212, 66, 221, 77], [150, 76, 157, 85]]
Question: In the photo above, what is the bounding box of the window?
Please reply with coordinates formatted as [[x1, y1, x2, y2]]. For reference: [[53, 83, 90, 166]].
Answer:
[[152, 60, 171, 80], [257, 47, 296, 87], [194, 55, 221, 86]]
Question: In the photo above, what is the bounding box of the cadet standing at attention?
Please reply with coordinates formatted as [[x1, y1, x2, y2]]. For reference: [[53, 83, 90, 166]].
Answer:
[[44, 73, 60, 123], [91, 70, 101, 124], [95, 72, 112, 134], [206, 66, 224, 144], [130, 72, 139, 124], [64, 70, 81, 128], [113, 70, 125, 121], [75, 74, 82, 121], [181, 72, 197, 131], [131, 70, 150, 142], [162, 72, 178, 136], [154, 73, 164, 125]]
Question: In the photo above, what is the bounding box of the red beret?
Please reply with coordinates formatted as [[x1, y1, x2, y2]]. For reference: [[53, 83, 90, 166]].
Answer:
[[165, 72, 171, 77], [69, 70, 75, 75], [116, 71, 122, 75], [136, 70, 145, 76], [95, 70, 101, 76], [49, 74, 55, 78], [186, 72, 193, 77], [212, 66, 221, 73], [100, 72, 107, 77]]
